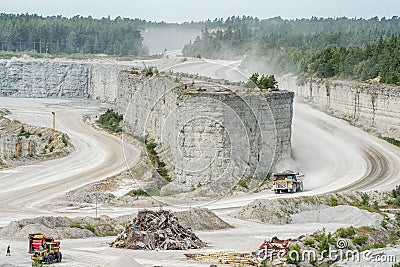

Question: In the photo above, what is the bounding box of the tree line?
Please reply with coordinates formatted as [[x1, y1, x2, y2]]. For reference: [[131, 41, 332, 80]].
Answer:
[[182, 16, 400, 85], [0, 13, 147, 55]]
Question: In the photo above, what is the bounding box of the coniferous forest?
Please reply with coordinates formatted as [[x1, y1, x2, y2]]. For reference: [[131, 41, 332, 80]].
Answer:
[[0, 13, 147, 55], [182, 16, 400, 85]]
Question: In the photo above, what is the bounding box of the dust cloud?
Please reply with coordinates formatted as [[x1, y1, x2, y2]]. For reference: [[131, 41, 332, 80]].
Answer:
[[142, 27, 200, 54]]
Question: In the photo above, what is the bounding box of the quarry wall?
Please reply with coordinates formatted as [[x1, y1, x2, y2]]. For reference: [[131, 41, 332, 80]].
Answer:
[[281, 76, 400, 140], [117, 72, 294, 187]]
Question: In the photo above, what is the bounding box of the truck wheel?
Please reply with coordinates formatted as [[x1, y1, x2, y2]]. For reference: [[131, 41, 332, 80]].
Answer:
[[46, 254, 54, 264], [56, 252, 62, 262], [274, 189, 279, 194], [299, 182, 304, 192], [291, 185, 297, 193]]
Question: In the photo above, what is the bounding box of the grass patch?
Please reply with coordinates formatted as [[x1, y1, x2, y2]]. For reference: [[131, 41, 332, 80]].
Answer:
[[97, 109, 123, 133], [329, 197, 339, 207], [70, 222, 82, 229], [128, 189, 149, 197], [304, 238, 315, 247], [335, 226, 355, 239], [353, 234, 368, 246], [86, 224, 96, 234], [382, 137, 400, 147]]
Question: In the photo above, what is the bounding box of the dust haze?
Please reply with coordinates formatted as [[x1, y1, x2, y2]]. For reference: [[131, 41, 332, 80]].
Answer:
[[142, 28, 200, 54]]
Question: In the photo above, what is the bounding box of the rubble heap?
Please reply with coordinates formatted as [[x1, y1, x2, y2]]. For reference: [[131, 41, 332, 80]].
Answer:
[[111, 210, 206, 250]]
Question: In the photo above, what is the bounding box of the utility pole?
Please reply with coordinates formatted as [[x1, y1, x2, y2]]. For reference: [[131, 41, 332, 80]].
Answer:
[[95, 191, 98, 219], [52, 112, 56, 137]]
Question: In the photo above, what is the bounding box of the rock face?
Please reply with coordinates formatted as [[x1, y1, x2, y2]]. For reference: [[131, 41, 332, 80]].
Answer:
[[282, 76, 400, 140], [0, 59, 294, 186], [0, 59, 90, 98], [117, 72, 294, 186]]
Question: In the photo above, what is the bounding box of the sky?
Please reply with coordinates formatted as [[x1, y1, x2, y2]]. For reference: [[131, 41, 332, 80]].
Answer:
[[1, 0, 400, 23]]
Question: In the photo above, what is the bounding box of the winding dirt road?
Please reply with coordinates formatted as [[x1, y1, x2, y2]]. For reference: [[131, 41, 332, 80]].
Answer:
[[0, 98, 140, 225]]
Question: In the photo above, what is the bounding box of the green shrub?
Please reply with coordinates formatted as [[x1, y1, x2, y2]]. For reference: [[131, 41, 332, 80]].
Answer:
[[32, 259, 44, 267], [353, 234, 368, 246], [381, 218, 389, 229], [304, 238, 315, 247], [391, 185, 400, 206], [246, 72, 278, 90], [97, 109, 123, 133], [18, 126, 31, 138], [145, 139, 171, 182], [361, 193, 370, 206], [335, 226, 355, 238], [86, 224, 95, 234], [382, 137, 400, 147], [70, 222, 82, 228], [329, 197, 338, 206], [395, 212, 400, 226], [141, 66, 158, 77], [238, 178, 248, 189], [129, 189, 149, 197], [61, 134, 68, 146], [286, 244, 301, 266]]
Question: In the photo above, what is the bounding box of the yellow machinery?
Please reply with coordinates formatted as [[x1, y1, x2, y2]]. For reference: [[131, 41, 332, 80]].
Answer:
[[31, 241, 62, 264], [273, 170, 304, 194]]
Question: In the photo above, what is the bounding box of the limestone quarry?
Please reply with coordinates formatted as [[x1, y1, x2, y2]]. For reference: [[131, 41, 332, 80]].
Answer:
[[0, 57, 400, 267]]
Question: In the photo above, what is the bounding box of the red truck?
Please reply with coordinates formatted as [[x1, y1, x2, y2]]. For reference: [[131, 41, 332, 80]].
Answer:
[[28, 233, 55, 253]]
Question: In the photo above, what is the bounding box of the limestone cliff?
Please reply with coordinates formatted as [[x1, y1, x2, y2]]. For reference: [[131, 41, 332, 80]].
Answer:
[[281, 76, 400, 140]]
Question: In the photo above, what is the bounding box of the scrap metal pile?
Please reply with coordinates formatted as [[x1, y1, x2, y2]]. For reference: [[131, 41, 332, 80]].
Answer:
[[111, 210, 206, 250]]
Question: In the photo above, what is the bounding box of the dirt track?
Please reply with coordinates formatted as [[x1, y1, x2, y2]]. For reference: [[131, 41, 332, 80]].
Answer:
[[0, 98, 140, 226]]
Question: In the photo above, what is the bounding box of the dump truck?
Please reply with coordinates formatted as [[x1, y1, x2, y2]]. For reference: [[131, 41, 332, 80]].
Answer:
[[31, 241, 62, 264], [272, 170, 304, 194], [28, 233, 55, 253]]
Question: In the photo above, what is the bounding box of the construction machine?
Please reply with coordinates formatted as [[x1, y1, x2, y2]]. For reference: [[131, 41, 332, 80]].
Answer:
[[272, 170, 304, 194], [31, 241, 62, 264], [29, 233, 62, 264]]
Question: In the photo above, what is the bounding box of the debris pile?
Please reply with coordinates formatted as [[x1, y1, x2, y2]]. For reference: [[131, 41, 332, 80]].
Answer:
[[111, 210, 206, 250], [184, 237, 294, 266]]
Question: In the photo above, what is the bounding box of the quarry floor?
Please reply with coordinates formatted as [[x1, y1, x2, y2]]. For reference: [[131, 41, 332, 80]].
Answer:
[[0, 57, 399, 266]]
